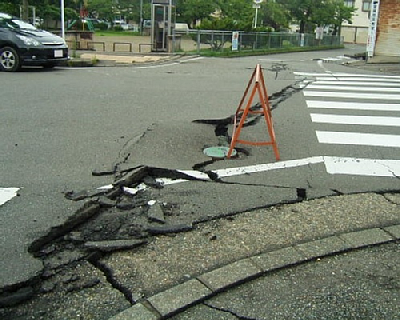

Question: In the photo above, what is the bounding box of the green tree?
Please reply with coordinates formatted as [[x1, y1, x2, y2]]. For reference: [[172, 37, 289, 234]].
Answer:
[[278, 0, 355, 34], [88, 0, 114, 21], [217, 0, 253, 26], [321, 0, 355, 36], [277, 0, 316, 33], [258, 1, 289, 31], [0, 2, 19, 16], [176, 0, 217, 27]]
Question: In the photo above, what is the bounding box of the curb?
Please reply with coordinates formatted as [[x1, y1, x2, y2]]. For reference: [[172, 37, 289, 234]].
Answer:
[[64, 53, 188, 68], [108, 224, 400, 319]]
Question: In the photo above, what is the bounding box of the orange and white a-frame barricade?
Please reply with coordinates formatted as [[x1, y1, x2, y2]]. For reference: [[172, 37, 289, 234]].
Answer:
[[227, 64, 280, 160]]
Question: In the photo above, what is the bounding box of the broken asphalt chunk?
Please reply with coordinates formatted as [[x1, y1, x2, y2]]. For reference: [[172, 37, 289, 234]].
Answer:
[[147, 223, 193, 235], [92, 166, 116, 176], [0, 287, 34, 307], [84, 239, 148, 252], [29, 202, 102, 253], [143, 176, 164, 188], [94, 196, 116, 208], [114, 165, 148, 187], [147, 203, 166, 224], [64, 190, 89, 201]]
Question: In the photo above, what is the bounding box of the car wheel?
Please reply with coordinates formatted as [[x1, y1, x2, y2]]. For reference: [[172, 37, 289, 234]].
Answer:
[[0, 47, 21, 72]]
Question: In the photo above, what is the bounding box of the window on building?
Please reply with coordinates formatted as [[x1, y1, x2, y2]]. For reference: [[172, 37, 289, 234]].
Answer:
[[344, 0, 355, 7], [362, 0, 372, 11]]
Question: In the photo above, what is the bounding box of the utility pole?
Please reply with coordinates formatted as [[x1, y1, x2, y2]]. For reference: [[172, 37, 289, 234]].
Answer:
[[140, 0, 143, 34]]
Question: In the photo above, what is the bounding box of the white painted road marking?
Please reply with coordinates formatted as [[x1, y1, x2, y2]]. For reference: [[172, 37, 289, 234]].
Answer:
[[313, 80, 400, 87], [306, 84, 400, 93], [310, 114, 400, 127], [316, 131, 400, 148], [98, 155, 400, 196], [306, 101, 400, 112], [324, 157, 400, 177], [176, 156, 400, 179], [304, 91, 400, 100], [0, 188, 20, 206], [294, 72, 400, 80]]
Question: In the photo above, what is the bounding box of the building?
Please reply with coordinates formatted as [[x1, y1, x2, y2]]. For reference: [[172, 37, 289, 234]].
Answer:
[[341, 0, 372, 44], [368, 0, 400, 61]]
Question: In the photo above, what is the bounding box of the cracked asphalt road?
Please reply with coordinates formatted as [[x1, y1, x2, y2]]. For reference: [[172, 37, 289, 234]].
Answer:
[[1, 44, 400, 318], [172, 242, 400, 320]]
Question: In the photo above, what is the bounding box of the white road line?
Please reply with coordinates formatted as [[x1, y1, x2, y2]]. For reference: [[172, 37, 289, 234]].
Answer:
[[213, 157, 324, 178], [310, 114, 400, 127], [316, 131, 400, 148], [0, 188, 20, 206], [294, 72, 400, 79], [314, 77, 400, 83], [324, 157, 400, 177], [173, 156, 400, 178], [98, 155, 400, 193], [306, 101, 400, 111], [313, 80, 400, 87], [306, 84, 400, 93], [304, 91, 400, 100]]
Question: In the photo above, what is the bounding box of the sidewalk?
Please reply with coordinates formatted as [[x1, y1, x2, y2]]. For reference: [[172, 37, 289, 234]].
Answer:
[[106, 193, 400, 320], [69, 51, 180, 67]]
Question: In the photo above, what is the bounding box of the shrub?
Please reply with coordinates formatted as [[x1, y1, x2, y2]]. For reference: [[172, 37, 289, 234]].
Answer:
[[113, 25, 124, 32]]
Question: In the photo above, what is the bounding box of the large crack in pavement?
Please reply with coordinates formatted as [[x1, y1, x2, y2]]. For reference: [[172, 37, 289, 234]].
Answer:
[[1, 80, 310, 311], [204, 300, 261, 320]]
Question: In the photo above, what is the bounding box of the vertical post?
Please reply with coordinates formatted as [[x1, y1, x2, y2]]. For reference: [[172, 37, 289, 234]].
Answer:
[[151, 3, 155, 51], [32, 7, 36, 26], [61, 0, 65, 39], [140, 0, 143, 35], [254, 7, 258, 29], [197, 29, 200, 54]]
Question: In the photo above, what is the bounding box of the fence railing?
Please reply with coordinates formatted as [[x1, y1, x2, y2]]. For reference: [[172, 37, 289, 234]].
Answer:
[[175, 30, 343, 54]]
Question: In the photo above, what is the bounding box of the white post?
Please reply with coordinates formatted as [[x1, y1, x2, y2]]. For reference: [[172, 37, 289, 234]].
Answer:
[[254, 7, 258, 29], [140, 0, 143, 34], [61, 0, 65, 39]]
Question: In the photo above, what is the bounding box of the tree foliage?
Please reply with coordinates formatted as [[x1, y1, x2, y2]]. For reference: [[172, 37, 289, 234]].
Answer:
[[9, 0, 355, 34], [258, 1, 290, 31], [176, 0, 217, 27]]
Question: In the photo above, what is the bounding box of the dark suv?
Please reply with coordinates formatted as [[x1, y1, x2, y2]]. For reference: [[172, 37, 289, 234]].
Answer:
[[0, 12, 68, 72]]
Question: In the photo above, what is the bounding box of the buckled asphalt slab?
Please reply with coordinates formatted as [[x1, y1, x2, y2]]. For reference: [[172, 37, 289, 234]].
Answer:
[[102, 192, 400, 320], [106, 199, 400, 320]]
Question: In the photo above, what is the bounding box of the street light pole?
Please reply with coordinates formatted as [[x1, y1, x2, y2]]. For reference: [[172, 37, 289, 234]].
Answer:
[[140, 0, 143, 34], [61, 0, 65, 39], [253, 0, 261, 29], [254, 6, 258, 28]]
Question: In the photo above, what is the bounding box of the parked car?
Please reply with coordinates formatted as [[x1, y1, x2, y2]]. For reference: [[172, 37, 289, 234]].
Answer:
[[0, 12, 68, 72]]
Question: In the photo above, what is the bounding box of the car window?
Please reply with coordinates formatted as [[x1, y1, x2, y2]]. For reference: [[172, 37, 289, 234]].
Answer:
[[12, 18, 37, 30], [0, 16, 36, 30]]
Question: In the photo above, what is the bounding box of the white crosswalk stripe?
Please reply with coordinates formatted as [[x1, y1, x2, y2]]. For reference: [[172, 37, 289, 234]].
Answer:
[[0, 188, 20, 206], [295, 71, 400, 177]]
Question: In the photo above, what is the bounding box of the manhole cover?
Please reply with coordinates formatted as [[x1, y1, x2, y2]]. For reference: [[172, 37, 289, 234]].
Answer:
[[203, 146, 236, 159]]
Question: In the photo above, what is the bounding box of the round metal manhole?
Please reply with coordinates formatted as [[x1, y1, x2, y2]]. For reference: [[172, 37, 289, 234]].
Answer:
[[203, 146, 237, 159]]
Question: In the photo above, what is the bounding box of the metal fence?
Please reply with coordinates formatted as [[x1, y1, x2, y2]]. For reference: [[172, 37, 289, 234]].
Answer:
[[175, 30, 343, 54]]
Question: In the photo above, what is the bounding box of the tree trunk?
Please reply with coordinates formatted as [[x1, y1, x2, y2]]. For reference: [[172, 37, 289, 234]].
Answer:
[[22, 0, 29, 21], [299, 20, 305, 33]]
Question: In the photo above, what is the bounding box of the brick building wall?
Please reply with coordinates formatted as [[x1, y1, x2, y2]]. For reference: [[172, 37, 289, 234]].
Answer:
[[375, 0, 400, 57]]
